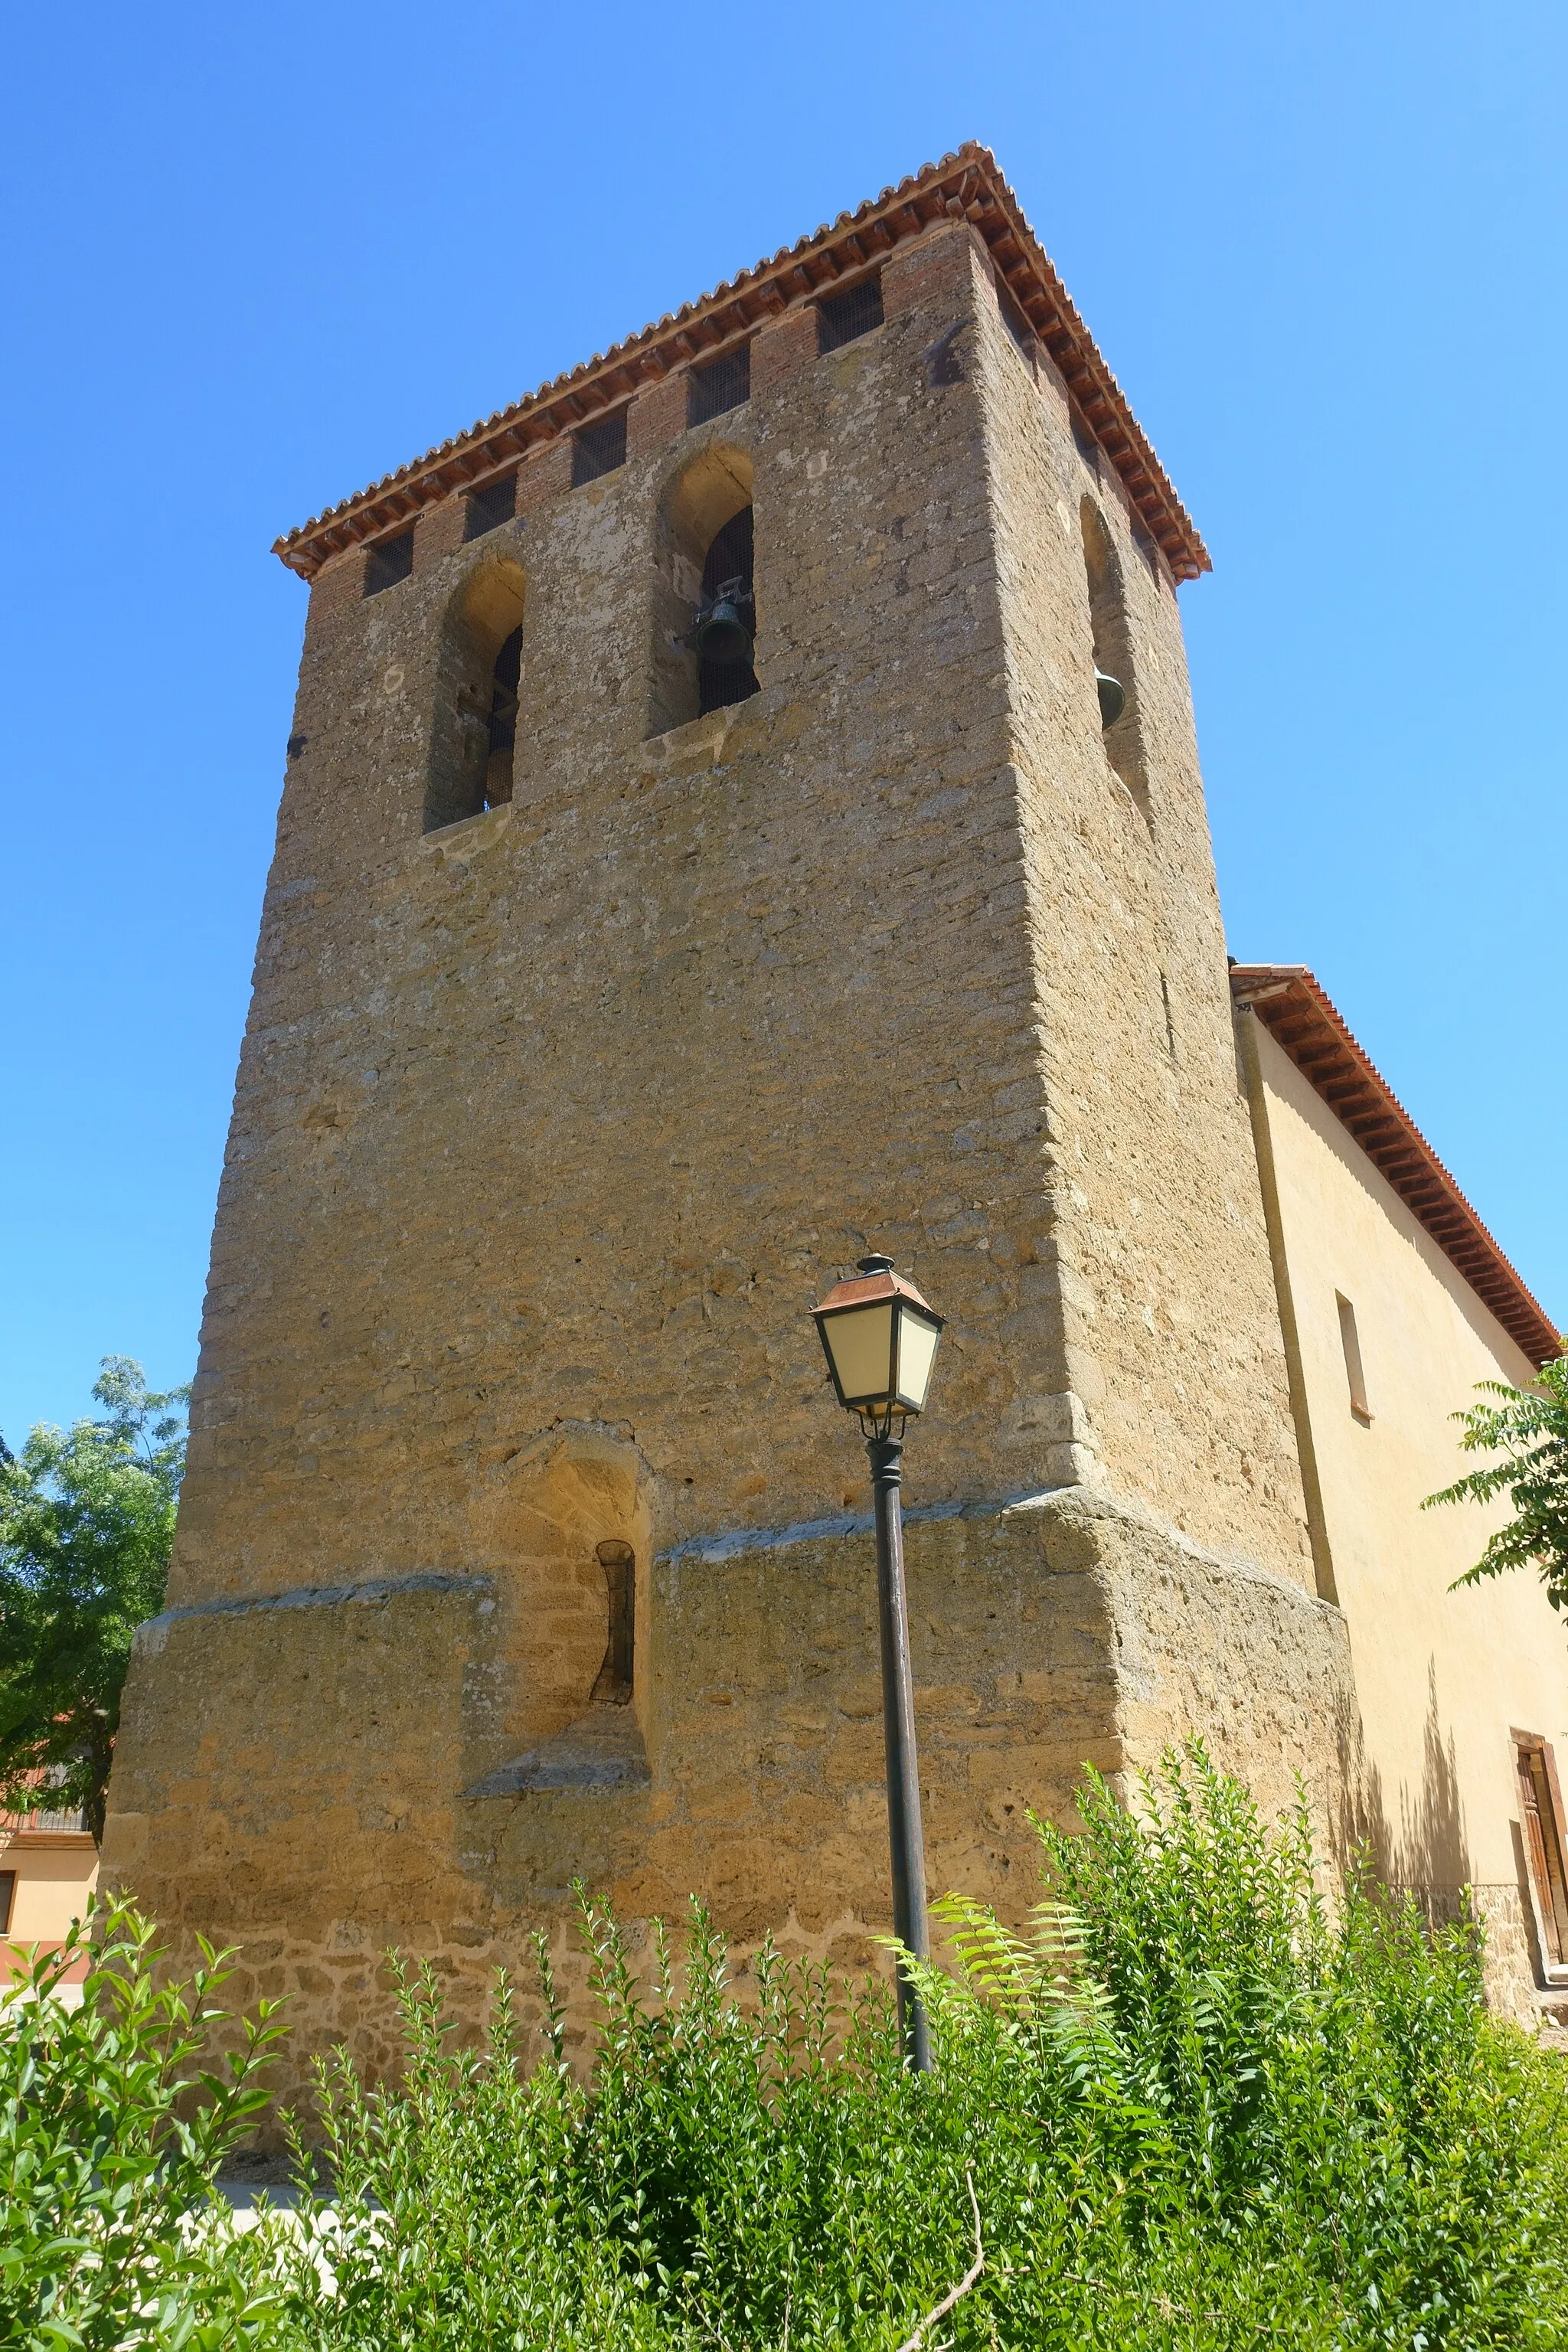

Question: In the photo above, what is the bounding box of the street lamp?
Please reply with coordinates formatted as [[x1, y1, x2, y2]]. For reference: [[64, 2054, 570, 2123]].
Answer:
[[811, 1254, 944, 2072]]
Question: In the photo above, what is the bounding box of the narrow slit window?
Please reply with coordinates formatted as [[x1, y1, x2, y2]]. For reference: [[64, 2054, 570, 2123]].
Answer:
[[1159, 972, 1177, 1063], [689, 346, 750, 424], [364, 528, 414, 597], [817, 274, 884, 353], [572, 410, 627, 486], [1336, 1293, 1371, 1421], [464, 472, 517, 541], [0, 1870, 13, 1936], [591, 1540, 635, 1705], [1514, 1733, 1568, 1974]]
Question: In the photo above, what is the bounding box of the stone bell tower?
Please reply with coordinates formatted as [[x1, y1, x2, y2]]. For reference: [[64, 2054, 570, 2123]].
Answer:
[[106, 145, 1352, 2093]]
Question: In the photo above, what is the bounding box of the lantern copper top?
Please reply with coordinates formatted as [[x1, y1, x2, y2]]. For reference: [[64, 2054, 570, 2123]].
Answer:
[[812, 1255, 941, 1321]]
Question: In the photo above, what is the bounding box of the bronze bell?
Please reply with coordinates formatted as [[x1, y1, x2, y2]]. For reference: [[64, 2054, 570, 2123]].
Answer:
[[1095, 666, 1126, 727], [689, 577, 754, 666]]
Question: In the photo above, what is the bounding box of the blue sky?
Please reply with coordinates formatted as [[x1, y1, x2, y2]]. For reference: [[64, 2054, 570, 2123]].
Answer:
[[2, 1, 1563, 1442]]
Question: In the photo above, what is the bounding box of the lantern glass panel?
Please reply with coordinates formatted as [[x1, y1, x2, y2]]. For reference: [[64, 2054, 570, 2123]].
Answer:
[[895, 1311, 942, 1413], [824, 1302, 895, 1403]]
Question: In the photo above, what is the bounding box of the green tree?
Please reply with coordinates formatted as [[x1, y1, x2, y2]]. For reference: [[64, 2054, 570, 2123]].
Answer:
[[0, 1358, 188, 1844], [1424, 1353, 1568, 1613]]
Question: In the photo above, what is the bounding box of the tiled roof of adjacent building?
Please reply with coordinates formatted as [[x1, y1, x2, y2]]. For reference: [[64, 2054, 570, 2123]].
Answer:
[[272, 143, 1210, 587], [1232, 964, 1560, 1367]]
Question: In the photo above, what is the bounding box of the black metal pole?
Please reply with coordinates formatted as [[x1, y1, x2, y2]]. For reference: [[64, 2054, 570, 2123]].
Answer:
[[867, 1424, 931, 2073]]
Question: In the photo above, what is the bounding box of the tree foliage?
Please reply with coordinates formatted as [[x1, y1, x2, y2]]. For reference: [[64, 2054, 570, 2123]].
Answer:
[[0, 1358, 188, 1842], [1424, 1354, 1568, 1614]]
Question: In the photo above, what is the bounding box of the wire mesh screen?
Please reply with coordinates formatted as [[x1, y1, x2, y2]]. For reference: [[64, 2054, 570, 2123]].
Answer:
[[364, 528, 415, 596], [464, 471, 518, 541], [816, 274, 884, 354], [688, 345, 751, 425], [572, 410, 628, 485]]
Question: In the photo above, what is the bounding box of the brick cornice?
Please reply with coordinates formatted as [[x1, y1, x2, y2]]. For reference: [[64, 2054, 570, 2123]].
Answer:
[[1232, 964, 1560, 1367], [272, 144, 1210, 587]]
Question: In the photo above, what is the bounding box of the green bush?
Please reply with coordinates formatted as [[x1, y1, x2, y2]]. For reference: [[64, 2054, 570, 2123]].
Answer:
[[0, 1901, 289, 2351], [7, 1750, 1566, 2349], [279, 1748, 1568, 2350]]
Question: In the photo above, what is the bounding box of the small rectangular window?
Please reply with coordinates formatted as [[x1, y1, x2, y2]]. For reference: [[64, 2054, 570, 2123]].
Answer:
[[817, 274, 884, 354], [998, 282, 1037, 364], [1336, 1292, 1371, 1422], [688, 345, 751, 425], [464, 472, 517, 541], [572, 410, 627, 486], [1514, 1733, 1568, 1975], [0, 1870, 13, 1935], [364, 528, 414, 597]]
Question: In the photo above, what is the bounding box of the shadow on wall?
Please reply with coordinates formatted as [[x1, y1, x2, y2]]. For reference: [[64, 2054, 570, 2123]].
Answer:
[[1334, 1659, 1471, 1905]]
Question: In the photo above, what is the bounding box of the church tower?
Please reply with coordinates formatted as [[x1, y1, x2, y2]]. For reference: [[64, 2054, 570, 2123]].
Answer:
[[106, 147, 1352, 2091]]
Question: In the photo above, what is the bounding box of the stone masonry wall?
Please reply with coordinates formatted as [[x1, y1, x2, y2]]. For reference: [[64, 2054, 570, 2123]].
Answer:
[[109, 1480, 1350, 2118], [970, 253, 1316, 1583], [106, 217, 1355, 2100]]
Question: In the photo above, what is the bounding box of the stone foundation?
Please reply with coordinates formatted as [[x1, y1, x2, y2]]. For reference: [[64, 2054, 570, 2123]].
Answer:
[[106, 1481, 1354, 2123]]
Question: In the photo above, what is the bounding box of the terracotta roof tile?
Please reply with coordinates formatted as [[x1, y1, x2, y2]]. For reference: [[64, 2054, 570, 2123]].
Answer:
[[1232, 964, 1560, 1367], [273, 144, 1209, 586]]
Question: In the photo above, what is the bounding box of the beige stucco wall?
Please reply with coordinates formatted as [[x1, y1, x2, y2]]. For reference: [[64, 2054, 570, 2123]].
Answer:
[[2, 1835, 98, 1957], [1244, 1014, 1567, 1999]]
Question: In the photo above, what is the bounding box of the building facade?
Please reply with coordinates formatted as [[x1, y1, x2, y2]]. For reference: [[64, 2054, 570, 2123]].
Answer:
[[103, 147, 1563, 2094], [2, 1802, 98, 2001], [1233, 967, 1566, 2009]]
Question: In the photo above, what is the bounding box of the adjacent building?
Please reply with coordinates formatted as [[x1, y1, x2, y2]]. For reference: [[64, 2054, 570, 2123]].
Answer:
[[2, 1800, 97, 1998], [1233, 966, 1566, 2007]]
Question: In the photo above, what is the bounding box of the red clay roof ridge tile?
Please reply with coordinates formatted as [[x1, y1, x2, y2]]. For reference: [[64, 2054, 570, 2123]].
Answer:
[[273, 144, 1208, 587]]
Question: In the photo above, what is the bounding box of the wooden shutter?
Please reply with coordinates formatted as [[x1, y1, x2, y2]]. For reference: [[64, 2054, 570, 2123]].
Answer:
[[1513, 1730, 1568, 1971]]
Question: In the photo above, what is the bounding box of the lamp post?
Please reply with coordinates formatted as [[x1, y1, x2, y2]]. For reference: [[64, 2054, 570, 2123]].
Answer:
[[811, 1254, 944, 2073]]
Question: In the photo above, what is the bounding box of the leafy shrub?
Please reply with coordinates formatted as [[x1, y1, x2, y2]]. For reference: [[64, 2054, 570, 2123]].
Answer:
[[8, 1754, 1567, 2350], [0, 1898, 289, 2351], [279, 1746, 1568, 2350]]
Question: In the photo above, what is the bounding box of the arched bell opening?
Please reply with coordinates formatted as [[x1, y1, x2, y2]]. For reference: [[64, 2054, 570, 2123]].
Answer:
[[647, 443, 757, 737], [694, 506, 760, 714], [424, 559, 528, 833], [1080, 498, 1150, 825]]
